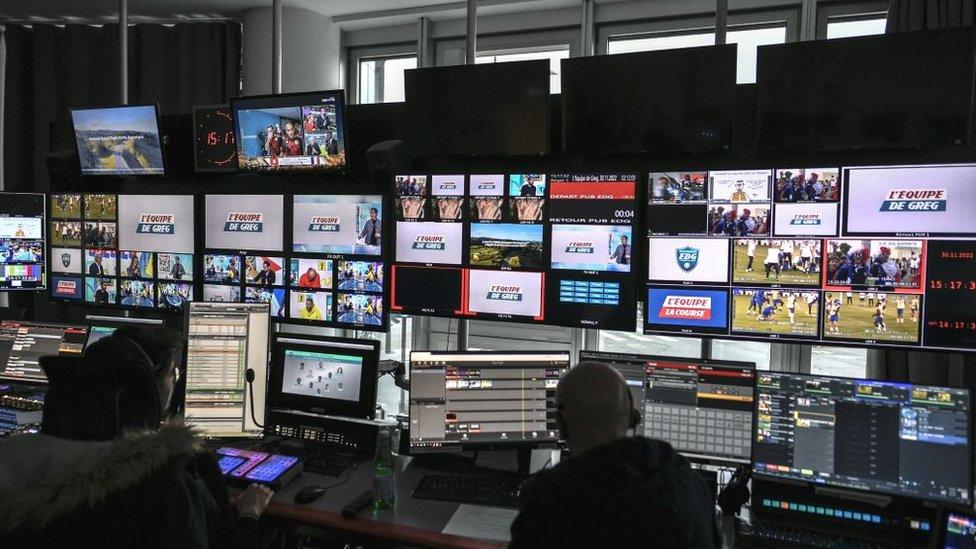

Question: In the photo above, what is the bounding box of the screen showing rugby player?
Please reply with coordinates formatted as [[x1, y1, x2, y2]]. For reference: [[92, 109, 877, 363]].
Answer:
[[822, 290, 921, 345], [731, 239, 821, 288], [824, 239, 924, 290], [730, 288, 820, 338]]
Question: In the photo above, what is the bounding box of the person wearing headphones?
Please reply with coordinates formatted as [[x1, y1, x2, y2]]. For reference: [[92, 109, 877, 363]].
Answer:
[[509, 362, 719, 548], [0, 325, 273, 548]]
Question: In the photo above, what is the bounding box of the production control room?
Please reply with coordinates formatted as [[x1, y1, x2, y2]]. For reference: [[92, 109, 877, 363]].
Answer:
[[1, 1, 976, 548]]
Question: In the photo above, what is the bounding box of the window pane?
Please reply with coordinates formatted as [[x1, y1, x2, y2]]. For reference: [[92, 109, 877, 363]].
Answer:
[[710, 339, 771, 370], [810, 345, 867, 379], [728, 25, 787, 84], [826, 17, 887, 40], [358, 55, 417, 104], [476, 47, 570, 94], [598, 305, 702, 358], [608, 24, 787, 84]]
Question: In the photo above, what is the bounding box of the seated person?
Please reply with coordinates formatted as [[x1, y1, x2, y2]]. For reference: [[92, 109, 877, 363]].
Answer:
[[0, 326, 273, 548], [510, 362, 719, 549]]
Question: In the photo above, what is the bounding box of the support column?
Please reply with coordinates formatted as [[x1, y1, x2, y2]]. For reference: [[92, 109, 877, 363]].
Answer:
[[465, 0, 477, 64], [271, 0, 282, 94], [715, 0, 728, 45], [119, 0, 128, 104]]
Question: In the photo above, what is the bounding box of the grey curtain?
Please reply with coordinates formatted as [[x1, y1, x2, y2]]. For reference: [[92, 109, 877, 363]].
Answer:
[[3, 22, 241, 192], [886, 0, 976, 32]]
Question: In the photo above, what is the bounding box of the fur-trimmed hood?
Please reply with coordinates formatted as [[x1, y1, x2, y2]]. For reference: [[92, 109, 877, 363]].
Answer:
[[0, 421, 204, 533]]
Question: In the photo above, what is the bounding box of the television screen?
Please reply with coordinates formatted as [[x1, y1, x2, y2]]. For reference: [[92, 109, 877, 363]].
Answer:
[[117, 195, 195, 254], [562, 45, 735, 155], [70, 105, 165, 176], [404, 61, 550, 157], [844, 164, 976, 237], [824, 239, 925, 290], [730, 288, 820, 339], [822, 290, 921, 345], [645, 286, 730, 335], [193, 105, 237, 172], [731, 239, 822, 288], [757, 28, 975, 151], [292, 195, 382, 255], [924, 241, 976, 350], [0, 193, 45, 291], [232, 90, 347, 172], [647, 237, 730, 285], [771, 202, 839, 237], [205, 195, 285, 252], [390, 265, 463, 316], [465, 269, 545, 321]]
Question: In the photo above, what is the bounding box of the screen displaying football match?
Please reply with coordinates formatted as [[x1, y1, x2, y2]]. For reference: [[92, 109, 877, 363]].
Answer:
[[71, 105, 164, 176], [233, 91, 346, 172]]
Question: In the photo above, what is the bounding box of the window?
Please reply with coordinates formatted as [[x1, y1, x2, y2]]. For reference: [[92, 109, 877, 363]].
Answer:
[[358, 55, 417, 104], [826, 15, 887, 39], [809, 345, 868, 379], [710, 339, 771, 370], [476, 46, 570, 94], [598, 305, 702, 358], [607, 24, 787, 84]]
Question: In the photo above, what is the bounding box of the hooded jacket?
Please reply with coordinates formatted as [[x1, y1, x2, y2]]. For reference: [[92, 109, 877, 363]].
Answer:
[[509, 437, 720, 549], [0, 422, 256, 549]]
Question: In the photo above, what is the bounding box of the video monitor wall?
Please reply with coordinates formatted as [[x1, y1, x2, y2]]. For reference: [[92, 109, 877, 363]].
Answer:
[[70, 105, 165, 176], [390, 173, 639, 330], [49, 193, 195, 312], [0, 193, 46, 291], [644, 162, 976, 352], [203, 194, 386, 332], [232, 91, 347, 173]]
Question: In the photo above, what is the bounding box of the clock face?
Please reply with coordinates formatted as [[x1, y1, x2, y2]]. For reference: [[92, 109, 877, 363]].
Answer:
[[193, 105, 237, 172]]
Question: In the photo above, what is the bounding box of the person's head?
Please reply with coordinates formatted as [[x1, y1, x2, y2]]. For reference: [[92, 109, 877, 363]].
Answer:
[[369, 207, 378, 220], [620, 235, 628, 245], [305, 295, 315, 311], [555, 362, 637, 456], [94, 253, 102, 264], [175, 256, 182, 264], [284, 122, 297, 139], [306, 267, 317, 278], [263, 260, 270, 270]]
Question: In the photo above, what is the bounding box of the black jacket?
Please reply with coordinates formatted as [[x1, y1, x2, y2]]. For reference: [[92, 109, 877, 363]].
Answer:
[[0, 422, 257, 549], [510, 437, 720, 549]]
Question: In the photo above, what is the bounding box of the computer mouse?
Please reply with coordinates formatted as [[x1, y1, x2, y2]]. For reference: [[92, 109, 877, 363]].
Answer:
[[294, 485, 328, 505]]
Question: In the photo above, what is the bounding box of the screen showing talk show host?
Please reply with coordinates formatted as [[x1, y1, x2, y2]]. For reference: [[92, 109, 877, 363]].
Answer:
[[292, 195, 382, 255]]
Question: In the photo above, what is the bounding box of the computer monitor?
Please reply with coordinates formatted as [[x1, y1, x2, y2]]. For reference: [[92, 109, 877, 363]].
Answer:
[[941, 509, 976, 548], [183, 302, 270, 438], [0, 192, 46, 291], [754, 372, 972, 505], [408, 350, 571, 453], [0, 321, 89, 383], [581, 350, 755, 464], [70, 104, 165, 176], [267, 334, 380, 421], [84, 314, 166, 348]]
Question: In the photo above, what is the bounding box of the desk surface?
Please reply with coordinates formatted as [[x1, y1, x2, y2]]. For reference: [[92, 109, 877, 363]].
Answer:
[[235, 456, 506, 549]]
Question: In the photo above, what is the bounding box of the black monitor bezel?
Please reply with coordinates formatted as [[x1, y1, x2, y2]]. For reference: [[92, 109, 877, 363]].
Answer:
[[268, 333, 380, 421], [407, 349, 572, 453], [751, 370, 974, 506], [69, 103, 167, 177]]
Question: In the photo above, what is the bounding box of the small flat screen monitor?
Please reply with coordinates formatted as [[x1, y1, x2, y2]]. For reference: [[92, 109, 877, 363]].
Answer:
[[408, 350, 571, 453], [0, 193, 46, 290], [562, 45, 736, 155], [941, 509, 976, 548], [268, 334, 380, 420], [231, 90, 347, 173], [404, 61, 550, 157], [84, 315, 166, 348], [754, 372, 972, 505], [70, 104, 165, 176], [0, 321, 89, 383], [183, 302, 270, 438], [581, 350, 755, 464]]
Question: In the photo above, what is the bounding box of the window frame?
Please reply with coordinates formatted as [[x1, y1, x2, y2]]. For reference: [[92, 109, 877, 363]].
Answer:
[[433, 27, 580, 67], [346, 43, 418, 105], [816, 0, 888, 40]]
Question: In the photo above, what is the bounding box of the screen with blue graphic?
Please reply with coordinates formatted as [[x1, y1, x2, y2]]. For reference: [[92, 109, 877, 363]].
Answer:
[[71, 105, 164, 176], [754, 372, 971, 506], [646, 286, 730, 334]]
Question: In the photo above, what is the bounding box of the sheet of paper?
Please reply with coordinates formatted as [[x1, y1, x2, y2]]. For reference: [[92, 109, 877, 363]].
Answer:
[[441, 503, 518, 543]]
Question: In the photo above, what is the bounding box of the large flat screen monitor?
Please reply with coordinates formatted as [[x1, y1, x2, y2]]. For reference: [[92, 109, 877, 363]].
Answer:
[[268, 334, 379, 421], [408, 350, 570, 453], [562, 45, 736, 155], [183, 302, 270, 438], [231, 90, 347, 173], [0, 321, 89, 383], [581, 350, 755, 464], [754, 372, 972, 505], [404, 61, 550, 157], [70, 104, 165, 176], [0, 193, 46, 290]]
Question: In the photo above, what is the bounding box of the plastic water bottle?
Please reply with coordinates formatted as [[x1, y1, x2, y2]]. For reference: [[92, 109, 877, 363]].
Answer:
[[372, 426, 395, 509]]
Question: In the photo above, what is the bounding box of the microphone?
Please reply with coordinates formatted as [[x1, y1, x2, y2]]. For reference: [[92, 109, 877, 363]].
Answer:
[[245, 368, 264, 429]]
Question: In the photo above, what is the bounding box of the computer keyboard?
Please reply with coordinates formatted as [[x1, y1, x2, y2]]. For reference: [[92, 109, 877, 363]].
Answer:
[[260, 441, 361, 477], [412, 473, 524, 508], [738, 520, 903, 549]]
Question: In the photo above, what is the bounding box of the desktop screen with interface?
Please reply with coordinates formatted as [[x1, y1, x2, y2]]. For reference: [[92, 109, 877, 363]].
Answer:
[[0, 321, 89, 382], [943, 510, 976, 549], [409, 350, 571, 453], [754, 372, 972, 505], [269, 335, 379, 420], [581, 350, 755, 464], [183, 302, 270, 438]]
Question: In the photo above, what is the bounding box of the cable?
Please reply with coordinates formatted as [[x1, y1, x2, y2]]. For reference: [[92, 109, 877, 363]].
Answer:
[[245, 368, 265, 429]]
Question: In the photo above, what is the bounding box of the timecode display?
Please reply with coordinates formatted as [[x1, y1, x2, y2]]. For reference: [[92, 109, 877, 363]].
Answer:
[[923, 241, 976, 349]]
